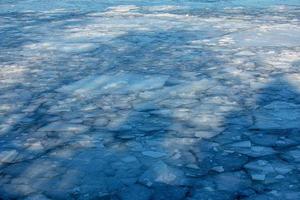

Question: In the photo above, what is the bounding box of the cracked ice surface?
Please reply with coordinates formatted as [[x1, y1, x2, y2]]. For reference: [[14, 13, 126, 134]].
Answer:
[[1, 0, 300, 199]]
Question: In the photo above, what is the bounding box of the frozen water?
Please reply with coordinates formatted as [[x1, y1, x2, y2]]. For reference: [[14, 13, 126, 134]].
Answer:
[[1, 0, 300, 199], [142, 151, 167, 158], [0, 150, 19, 164], [139, 161, 187, 186], [221, 24, 300, 47], [38, 122, 89, 133], [252, 101, 300, 130], [57, 73, 169, 95]]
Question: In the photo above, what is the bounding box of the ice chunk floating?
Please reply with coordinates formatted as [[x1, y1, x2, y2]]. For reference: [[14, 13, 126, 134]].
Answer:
[[57, 73, 169, 95]]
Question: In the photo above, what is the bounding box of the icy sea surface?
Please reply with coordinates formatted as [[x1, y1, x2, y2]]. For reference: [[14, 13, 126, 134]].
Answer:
[[1, 0, 300, 199]]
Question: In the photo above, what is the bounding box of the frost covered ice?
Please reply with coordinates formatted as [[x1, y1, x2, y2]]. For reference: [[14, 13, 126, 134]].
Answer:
[[1, 0, 300, 199]]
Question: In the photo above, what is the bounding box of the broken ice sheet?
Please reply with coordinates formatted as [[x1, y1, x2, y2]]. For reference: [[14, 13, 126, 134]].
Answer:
[[231, 24, 300, 47], [245, 159, 294, 182], [57, 73, 169, 95], [139, 161, 188, 186], [0, 150, 19, 164], [226, 141, 277, 157], [252, 101, 300, 130], [38, 122, 89, 133], [1, 0, 300, 199]]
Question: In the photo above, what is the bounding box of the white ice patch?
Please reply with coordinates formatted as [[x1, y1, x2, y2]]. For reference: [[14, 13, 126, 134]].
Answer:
[[59, 43, 97, 53], [106, 5, 139, 13], [38, 122, 89, 133], [285, 74, 300, 93], [24, 42, 97, 53], [146, 5, 183, 11], [57, 73, 169, 95], [0, 150, 19, 164], [229, 24, 300, 47]]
